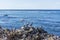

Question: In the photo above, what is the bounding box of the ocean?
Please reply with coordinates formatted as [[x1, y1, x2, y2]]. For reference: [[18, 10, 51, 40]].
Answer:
[[0, 10, 60, 36]]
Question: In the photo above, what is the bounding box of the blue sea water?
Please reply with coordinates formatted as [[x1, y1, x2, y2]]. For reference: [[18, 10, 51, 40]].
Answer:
[[0, 10, 60, 36]]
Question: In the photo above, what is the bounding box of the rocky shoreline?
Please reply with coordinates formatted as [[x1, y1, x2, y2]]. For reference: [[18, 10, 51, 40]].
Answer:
[[0, 24, 60, 40]]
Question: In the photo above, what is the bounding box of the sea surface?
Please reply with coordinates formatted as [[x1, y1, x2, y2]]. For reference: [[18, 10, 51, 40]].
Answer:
[[0, 10, 60, 36]]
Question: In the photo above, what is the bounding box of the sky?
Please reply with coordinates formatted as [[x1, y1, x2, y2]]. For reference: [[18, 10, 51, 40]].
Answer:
[[0, 0, 60, 9]]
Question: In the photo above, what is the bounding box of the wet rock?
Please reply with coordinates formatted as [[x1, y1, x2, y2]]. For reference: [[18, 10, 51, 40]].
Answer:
[[37, 27, 47, 33]]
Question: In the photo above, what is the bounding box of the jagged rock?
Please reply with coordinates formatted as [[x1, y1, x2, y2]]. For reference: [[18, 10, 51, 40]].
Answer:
[[0, 24, 60, 40], [37, 27, 47, 33]]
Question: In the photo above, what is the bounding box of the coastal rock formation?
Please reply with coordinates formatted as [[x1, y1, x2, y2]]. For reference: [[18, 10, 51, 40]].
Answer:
[[0, 24, 60, 40]]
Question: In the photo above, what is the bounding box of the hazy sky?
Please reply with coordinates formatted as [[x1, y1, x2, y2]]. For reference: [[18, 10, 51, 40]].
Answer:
[[0, 0, 60, 9]]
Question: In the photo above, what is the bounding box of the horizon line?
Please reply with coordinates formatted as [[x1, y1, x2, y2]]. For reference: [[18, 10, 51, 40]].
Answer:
[[0, 9, 60, 11]]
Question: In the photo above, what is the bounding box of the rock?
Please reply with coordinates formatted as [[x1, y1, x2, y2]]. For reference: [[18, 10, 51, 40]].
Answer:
[[0, 24, 60, 40], [0, 38, 3, 40], [48, 37, 54, 40], [37, 27, 47, 33]]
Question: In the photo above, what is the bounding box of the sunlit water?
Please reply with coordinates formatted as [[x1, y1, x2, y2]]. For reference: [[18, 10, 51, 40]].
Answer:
[[0, 10, 60, 36]]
